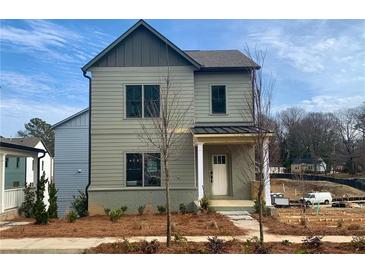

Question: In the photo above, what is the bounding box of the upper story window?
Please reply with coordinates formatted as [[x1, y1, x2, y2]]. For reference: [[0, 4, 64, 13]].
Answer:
[[211, 85, 226, 114], [126, 85, 160, 118]]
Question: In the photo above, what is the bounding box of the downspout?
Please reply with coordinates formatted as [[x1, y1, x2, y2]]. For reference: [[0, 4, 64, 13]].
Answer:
[[83, 70, 92, 211], [37, 151, 46, 193]]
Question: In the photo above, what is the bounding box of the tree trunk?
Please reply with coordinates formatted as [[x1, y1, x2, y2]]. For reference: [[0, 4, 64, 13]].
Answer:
[[164, 156, 171, 247], [258, 180, 264, 244]]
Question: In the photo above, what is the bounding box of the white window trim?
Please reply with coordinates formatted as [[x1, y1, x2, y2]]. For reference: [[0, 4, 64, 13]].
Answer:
[[209, 84, 228, 116], [123, 84, 161, 119], [124, 151, 162, 188]]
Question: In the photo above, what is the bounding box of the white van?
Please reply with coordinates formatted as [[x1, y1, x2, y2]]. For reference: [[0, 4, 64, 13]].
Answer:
[[303, 192, 332, 205]]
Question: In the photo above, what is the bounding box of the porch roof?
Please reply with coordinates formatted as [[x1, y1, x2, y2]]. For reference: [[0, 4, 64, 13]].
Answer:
[[191, 125, 271, 135]]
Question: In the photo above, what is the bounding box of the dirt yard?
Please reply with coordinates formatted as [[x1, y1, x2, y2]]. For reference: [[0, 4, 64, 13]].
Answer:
[[257, 207, 365, 236], [87, 239, 365, 254], [270, 178, 365, 200], [0, 213, 246, 239]]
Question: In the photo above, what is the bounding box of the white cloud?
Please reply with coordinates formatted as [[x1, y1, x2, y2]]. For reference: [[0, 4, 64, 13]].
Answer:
[[273, 94, 365, 114]]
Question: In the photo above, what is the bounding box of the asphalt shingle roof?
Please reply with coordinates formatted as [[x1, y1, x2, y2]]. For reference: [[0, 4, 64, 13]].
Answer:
[[185, 50, 259, 69], [0, 137, 41, 148]]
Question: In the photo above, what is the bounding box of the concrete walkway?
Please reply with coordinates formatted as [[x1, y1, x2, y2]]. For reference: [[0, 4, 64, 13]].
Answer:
[[0, 211, 356, 253]]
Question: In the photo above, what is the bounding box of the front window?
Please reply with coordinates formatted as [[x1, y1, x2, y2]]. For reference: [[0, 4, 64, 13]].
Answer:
[[144, 153, 161, 186], [5, 157, 8, 168], [16, 157, 20, 168], [211, 85, 226, 114], [126, 153, 143, 186], [126, 153, 161, 187]]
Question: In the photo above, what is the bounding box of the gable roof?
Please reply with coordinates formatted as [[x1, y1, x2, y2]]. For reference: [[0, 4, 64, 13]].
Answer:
[[82, 20, 201, 72], [0, 137, 47, 154], [51, 107, 89, 129], [185, 50, 259, 70], [292, 157, 325, 165]]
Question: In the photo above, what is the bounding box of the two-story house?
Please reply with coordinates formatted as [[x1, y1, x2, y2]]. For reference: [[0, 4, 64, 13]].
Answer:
[[53, 20, 272, 215]]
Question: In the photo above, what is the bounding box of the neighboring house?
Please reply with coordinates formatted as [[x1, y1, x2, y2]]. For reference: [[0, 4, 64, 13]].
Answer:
[[52, 108, 89, 216], [0, 137, 52, 219], [291, 157, 327, 174], [55, 19, 272, 214], [270, 166, 286, 174]]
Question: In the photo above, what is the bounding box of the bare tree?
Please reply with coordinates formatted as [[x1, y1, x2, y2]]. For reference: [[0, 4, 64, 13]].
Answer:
[[243, 47, 275, 244], [138, 65, 193, 247]]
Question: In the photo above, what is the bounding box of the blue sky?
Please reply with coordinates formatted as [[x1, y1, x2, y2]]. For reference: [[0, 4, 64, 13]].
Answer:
[[1, 19, 364, 137]]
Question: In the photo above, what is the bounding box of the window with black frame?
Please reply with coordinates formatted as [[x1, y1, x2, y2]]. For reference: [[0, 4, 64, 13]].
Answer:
[[126, 85, 142, 118], [144, 153, 161, 186], [211, 85, 226, 114], [144, 85, 160, 117], [126, 153, 143, 186], [126, 153, 161, 187]]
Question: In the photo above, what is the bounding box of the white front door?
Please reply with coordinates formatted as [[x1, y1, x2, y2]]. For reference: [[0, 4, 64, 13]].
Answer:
[[212, 154, 228, 196]]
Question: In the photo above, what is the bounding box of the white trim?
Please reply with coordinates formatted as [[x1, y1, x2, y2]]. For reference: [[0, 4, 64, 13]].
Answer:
[[193, 133, 275, 138], [197, 142, 204, 199], [263, 139, 271, 206], [89, 187, 197, 192]]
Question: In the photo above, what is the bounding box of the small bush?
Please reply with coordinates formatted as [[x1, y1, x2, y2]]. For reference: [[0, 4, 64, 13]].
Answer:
[[71, 191, 88, 218], [140, 239, 160, 254], [200, 196, 209, 210], [66, 211, 78, 223], [206, 236, 226, 254], [173, 233, 188, 246], [243, 236, 270, 254], [157, 205, 166, 214], [104, 208, 111, 215], [179, 203, 187, 214], [48, 182, 58, 219], [351, 236, 365, 251], [302, 236, 323, 249], [254, 199, 271, 217], [121, 239, 139, 253], [19, 184, 35, 218], [109, 209, 122, 222], [120, 206, 128, 214], [281, 239, 292, 246], [138, 205, 145, 215], [33, 173, 49, 225], [337, 219, 343, 228], [348, 224, 361, 231]]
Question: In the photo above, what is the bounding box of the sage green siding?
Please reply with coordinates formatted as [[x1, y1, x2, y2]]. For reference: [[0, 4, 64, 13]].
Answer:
[[203, 144, 254, 200], [194, 71, 253, 123], [89, 66, 197, 213]]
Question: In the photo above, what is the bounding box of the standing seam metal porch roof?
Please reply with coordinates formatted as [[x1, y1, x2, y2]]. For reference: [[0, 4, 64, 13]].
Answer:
[[191, 125, 272, 135]]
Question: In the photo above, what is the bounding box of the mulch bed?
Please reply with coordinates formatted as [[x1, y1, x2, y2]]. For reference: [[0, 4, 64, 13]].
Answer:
[[87, 239, 365, 254], [0, 213, 246, 239], [252, 212, 365, 236]]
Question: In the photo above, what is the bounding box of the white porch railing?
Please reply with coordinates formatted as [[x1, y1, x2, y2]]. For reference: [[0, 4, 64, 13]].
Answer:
[[4, 188, 24, 210]]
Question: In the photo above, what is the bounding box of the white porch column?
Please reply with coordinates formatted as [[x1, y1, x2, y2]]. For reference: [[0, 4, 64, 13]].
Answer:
[[197, 142, 204, 200], [0, 153, 6, 213], [33, 155, 38, 188], [263, 139, 271, 206]]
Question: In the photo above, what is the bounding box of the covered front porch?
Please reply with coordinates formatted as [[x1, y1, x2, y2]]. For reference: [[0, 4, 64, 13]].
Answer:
[[0, 139, 45, 219], [192, 125, 272, 210]]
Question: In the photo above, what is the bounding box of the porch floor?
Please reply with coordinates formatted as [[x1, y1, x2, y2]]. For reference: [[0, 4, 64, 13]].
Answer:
[[208, 200, 254, 212]]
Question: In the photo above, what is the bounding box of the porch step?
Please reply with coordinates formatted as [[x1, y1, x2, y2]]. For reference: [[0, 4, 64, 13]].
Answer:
[[208, 200, 255, 212]]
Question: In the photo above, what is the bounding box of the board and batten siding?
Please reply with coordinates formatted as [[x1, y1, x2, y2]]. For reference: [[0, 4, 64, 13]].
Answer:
[[54, 111, 89, 216], [89, 66, 197, 213], [194, 71, 253, 123]]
